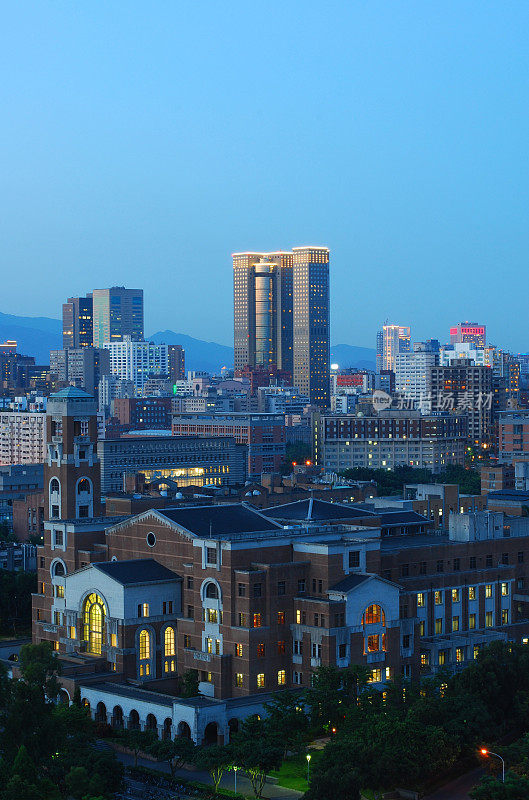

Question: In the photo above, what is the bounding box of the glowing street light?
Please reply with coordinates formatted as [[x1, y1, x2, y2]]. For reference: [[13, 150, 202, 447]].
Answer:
[[480, 748, 505, 783], [306, 753, 312, 783], [233, 765, 239, 793]]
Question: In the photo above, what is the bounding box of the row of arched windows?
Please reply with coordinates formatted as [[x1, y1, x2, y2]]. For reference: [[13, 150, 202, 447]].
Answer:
[[137, 626, 177, 678]]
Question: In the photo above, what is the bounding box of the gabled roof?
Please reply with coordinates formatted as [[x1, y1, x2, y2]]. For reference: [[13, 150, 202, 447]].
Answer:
[[159, 504, 282, 538], [93, 559, 181, 586], [261, 498, 376, 522], [329, 571, 400, 593], [329, 573, 371, 592]]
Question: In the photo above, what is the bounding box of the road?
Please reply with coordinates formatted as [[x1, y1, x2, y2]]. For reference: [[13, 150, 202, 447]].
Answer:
[[110, 745, 303, 800], [423, 767, 484, 800]]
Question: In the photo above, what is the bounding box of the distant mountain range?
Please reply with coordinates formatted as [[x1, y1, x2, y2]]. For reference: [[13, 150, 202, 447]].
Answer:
[[0, 312, 62, 363], [0, 312, 376, 373]]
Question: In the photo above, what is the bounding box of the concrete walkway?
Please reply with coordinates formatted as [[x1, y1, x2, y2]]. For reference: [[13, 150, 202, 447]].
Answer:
[[423, 766, 484, 800], [108, 744, 304, 800]]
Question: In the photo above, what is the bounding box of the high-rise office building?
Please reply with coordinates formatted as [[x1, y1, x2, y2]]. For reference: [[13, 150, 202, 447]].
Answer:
[[233, 251, 293, 374], [377, 324, 411, 372], [450, 322, 486, 348], [233, 247, 329, 407], [104, 338, 168, 395], [292, 246, 330, 407], [62, 295, 93, 349], [168, 344, 185, 383], [92, 287, 144, 348]]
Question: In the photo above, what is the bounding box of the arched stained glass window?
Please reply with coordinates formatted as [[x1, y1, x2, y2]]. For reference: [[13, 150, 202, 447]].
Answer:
[[82, 593, 106, 655]]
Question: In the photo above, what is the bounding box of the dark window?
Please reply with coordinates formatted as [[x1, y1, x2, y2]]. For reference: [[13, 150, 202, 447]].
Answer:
[[419, 561, 427, 575], [253, 583, 262, 598], [454, 558, 460, 571], [187, 576, 194, 589], [277, 581, 286, 596], [238, 583, 246, 597], [486, 554, 493, 567], [187, 605, 194, 619], [297, 579, 306, 593], [400, 605, 409, 619], [519, 551, 524, 564], [403, 634, 410, 648], [277, 640, 286, 655], [383, 569, 392, 581], [349, 550, 360, 568], [436, 560, 444, 573], [312, 579, 316, 592], [318, 580, 323, 594], [206, 547, 217, 565], [338, 643, 347, 658], [502, 553, 509, 565], [314, 613, 319, 626], [78, 505, 89, 518], [39, 557, 45, 568], [400, 564, 409, 578], [469, 556, 476, 569]]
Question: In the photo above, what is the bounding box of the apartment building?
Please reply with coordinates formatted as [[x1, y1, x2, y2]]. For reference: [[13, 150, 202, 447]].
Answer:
[[0, 411, 46, 465]]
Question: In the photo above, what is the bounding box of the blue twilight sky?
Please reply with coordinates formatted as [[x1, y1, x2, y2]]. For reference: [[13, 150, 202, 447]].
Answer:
[[1, 2, 528, 350]]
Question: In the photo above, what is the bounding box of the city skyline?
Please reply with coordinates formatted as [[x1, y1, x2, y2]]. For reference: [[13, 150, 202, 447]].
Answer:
[[0, 3, 528, 350]]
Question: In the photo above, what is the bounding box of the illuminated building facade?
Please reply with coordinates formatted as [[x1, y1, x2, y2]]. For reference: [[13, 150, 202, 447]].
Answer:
[[62, 295, 94, 350], [450, 322, 486, 348], [92, 287, 144, 348]]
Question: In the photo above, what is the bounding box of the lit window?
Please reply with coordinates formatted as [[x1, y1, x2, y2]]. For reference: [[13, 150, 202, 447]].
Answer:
[[253, 613, 262, 628], [456, 647, 464, 663], [452, 589, 460, 603], [501, 582, 509, 596], [277, 669, 286, 685], [485, 611, 493, 627], [296, 609, 301, 624], [473, 645, 480, 659], [435, 618, 443, 634], [257, 673, 265, 688], [438, 651, 446, 665], [452, 616, 459, 632], [235, 673, 243, 687], [420, 653, 429, 666], [139, 629, 150, 660], [485, 584, 492, 598], [55, 585, 64, 598], [434, 591, 442, 605], [502, 609, 509, 624], [368, 668, 382, 683], [417, 592, 425, 607], [419, 621, 425, 636], [468, 613, 476, 629], [468, 586, 476, 600], [69, 626, 76, 639], [110, 633, 117, 647], [165, 627, 175, 657], [235, 643, 243, 657], [366, 634, 380, 652], [362, 604, 385, 625]]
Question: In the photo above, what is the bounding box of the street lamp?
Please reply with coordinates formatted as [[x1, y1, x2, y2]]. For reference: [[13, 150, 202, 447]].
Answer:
[[233, 765, 238, 793], [306, 753, 311, 783], [481, 748, 505, 783]]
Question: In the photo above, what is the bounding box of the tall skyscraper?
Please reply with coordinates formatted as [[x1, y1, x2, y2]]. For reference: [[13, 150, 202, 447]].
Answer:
[[233, 247, 329, 407], [450, 322, 486, 348], [92, 287, 144, 348], [292, 246, 330, 407], [62, 294, 93, 349], [168, 344, 185, 383], [377, 324, 411, 372], [233, 251, 293, 374]]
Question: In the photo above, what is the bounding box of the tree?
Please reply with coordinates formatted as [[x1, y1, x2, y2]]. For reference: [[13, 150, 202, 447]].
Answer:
[[180, 669, 199, 698], [117, 729, 157, 768], [194, 744, 233, 794], [304, 741, 361, 800], [470, 773, 529, 799], [264, 691, 309, 756], [18, 641, 61, 700], [148, 736, 196, 776], [304, 665, 361, 731], [231, 716, 283, 798]]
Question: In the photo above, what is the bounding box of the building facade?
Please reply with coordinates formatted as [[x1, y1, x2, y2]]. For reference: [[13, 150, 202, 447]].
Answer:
[[171, 412, 286, 479], [429, 360, 493, 445], [376, 325, 411, 373], [97, 434, 247, 493], [92, 287, 144, 348], [0, 411, 46, 466], [104, 338, 169, 396], [62, 295, 94, 350], [450, 322, 486, 348], [317, 411, 467, 474]]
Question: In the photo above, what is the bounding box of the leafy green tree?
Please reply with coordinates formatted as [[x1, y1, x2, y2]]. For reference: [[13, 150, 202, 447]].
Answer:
[[117, 729, 156, 768], [148, 736, 196, 776], [19, 641, 61, 700], [264, 691, 309, 756], [194, 744, 233, 794], [231, 716, 283, 798], [304, 665, 363, 731], [470, 773, 529, 799], [180, 669, 200, 697], [304, 740, 361, 800]]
